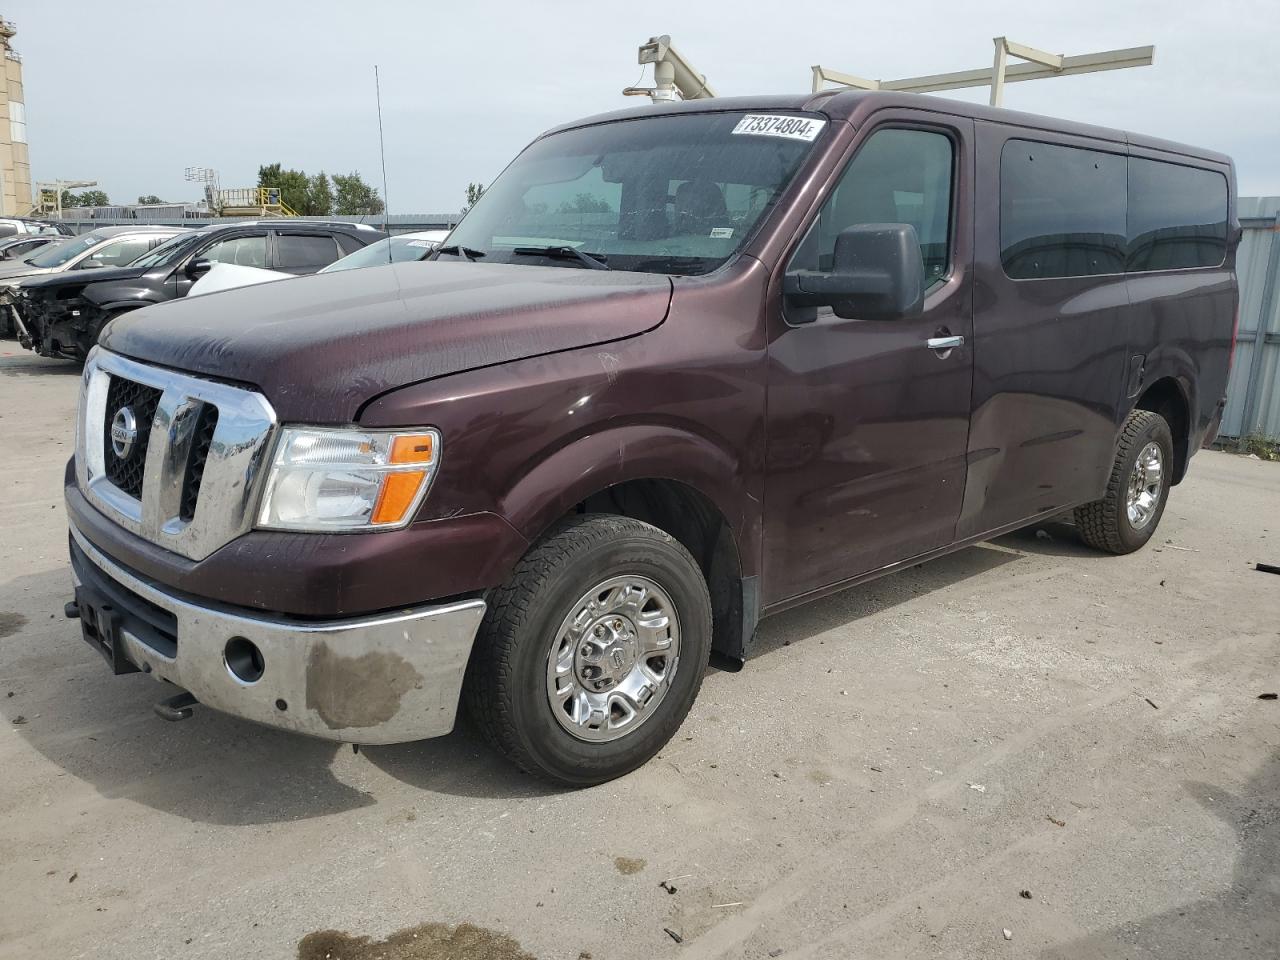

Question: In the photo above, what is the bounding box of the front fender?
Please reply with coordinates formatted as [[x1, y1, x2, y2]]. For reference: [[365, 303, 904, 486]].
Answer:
[[82, 281, 164, 311], [499, 422, 758, 577]]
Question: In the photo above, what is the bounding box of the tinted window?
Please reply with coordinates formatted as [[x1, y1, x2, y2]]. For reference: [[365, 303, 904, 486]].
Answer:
[[276, 234, 340, 271], [1000, 140, 1126, 279], [795, 127, 954, 285], [1127, 158, 1228, 271], [80, 238, 152, 268], [202, 234, 268, 267]]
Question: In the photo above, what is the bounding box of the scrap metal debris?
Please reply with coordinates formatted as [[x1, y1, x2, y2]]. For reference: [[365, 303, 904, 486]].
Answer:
[[1259, 693, 1278, 701], [1256, 562, 1280, 575], [663, 927, 683, 944], [1019, 890, 1033, 900], [1002, 928, 1013, 941], [1047, 815, 1066, 827], [1144, 697, 1160, 710]]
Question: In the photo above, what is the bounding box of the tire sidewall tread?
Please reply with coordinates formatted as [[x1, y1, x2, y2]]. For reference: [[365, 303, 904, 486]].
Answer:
[[465, 514, 712, 786], [1074, 409, 1173, 554]]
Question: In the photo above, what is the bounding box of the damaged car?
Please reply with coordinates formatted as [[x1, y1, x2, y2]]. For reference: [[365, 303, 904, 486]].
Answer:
[[2, 226, 184, 341], [16, 220, 384, 361]]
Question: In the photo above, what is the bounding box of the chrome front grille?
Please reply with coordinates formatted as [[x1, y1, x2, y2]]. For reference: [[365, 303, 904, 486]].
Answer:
[[102, 376, 162, 498], [77, 349, 278, 561]]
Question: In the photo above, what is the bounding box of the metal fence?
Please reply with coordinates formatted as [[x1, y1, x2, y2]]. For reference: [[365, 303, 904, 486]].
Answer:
[[1222, 197, 1280, 441]]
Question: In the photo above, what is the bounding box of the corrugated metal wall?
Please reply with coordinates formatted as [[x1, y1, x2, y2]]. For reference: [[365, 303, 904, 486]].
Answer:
[[1222, 197, 1280, 440]]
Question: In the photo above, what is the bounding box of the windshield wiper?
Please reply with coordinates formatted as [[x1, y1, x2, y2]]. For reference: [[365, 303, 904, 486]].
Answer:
[[435, 244, 486, 261], [511, 245, 611, 271]]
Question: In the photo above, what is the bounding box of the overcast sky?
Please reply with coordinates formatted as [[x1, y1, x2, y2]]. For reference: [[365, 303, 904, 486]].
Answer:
[[10, 0, 1279, 212]]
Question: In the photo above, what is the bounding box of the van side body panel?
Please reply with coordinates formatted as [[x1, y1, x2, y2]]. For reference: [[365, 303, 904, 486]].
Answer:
[[959, 122, 1131, 537], [1122, 145, 1238, 461]]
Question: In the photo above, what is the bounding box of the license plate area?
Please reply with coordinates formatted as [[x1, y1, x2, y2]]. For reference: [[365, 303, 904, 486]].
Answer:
[[74, 583, 140, 676]]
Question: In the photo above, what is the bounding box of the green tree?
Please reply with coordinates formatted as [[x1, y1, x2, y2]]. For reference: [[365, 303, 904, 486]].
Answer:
[[306, 172, 334, 217], [557, 193, 611, 214], [61, 189, 110, 208], [136, 194, 164, 205], [332, 172, 384, 216], [462, 182, 485, 213], [256, 163, 312, 215]]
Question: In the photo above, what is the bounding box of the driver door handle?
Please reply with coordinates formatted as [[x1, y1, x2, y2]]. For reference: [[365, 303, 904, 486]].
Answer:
[[926, 335, 964, 350]]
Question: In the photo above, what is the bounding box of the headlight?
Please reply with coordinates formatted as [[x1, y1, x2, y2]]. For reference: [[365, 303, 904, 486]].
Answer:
[[258, 426, 441, 531]]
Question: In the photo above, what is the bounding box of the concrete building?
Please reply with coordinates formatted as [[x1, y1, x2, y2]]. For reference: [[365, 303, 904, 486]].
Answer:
[[0, 16, 31, 217]]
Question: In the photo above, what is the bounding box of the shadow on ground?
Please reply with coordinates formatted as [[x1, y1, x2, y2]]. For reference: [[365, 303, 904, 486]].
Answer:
[[6, 526, 1107, 819], [1042, 748, 1280, 959]]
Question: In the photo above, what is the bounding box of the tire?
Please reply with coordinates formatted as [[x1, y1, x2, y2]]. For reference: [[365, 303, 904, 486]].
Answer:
[[464, 514, 712, 786], [1074, 409, 1173, 554]]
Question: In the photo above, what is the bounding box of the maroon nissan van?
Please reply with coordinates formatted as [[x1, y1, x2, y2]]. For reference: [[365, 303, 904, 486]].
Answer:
[[64, 91, 1238, 785]]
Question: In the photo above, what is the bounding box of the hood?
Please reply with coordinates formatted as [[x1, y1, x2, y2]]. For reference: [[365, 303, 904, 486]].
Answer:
[[100, 260, 673, 422], [18, 263, 150, 292], [0, 260, 51, 282]]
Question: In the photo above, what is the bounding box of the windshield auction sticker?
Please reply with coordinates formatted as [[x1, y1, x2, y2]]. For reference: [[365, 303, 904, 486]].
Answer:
[[731, 115, 826, 141]]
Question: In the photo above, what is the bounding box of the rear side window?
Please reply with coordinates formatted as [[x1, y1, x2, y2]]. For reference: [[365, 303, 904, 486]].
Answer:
[[1127, 158, 1228, 271], [201, 234, 268, 268], [1000, 140, 1126, 279], [276, 234, 341, 271], [81, 237, 153, 268]]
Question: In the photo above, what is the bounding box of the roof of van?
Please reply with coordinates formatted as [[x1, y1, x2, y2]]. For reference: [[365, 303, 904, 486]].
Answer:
[[545, 90, 1232, 168]]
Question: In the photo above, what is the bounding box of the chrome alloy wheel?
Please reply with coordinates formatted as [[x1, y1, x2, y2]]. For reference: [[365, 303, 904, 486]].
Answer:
[[545, 575, 680, 743], [1126, 440, 1165, 529]]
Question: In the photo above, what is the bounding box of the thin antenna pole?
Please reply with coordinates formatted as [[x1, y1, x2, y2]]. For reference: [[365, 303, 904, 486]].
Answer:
[[374, 65, 392, 258]]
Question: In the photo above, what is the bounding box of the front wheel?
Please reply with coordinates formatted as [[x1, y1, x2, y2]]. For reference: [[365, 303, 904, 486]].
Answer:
[[1074, 409, 1173, 554], [464, 514, 712, 786]]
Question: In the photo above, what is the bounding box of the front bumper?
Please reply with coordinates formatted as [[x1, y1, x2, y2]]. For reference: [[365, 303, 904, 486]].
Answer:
[[68, 522, 487, 744]]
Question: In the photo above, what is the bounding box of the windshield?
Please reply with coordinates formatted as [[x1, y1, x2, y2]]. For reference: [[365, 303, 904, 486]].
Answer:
[[27, 233, 105, 268], [319, 236, 439, 273], [128, 231, 202, 269], [443, 111, 827, 276], [18, 239, 66, 262]]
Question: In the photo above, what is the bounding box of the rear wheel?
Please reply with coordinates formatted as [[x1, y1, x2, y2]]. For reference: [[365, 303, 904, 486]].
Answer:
[[464, 514, 712, 786], [1074, 409, 1173, 554]]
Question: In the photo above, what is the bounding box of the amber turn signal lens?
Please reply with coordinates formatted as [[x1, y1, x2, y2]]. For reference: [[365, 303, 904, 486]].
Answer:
[[390, 434, 434, 464], [371, 470, 427, 525]]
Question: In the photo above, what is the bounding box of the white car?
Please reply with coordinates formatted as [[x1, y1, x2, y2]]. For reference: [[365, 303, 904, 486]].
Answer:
[[187, 229, 451, 298]]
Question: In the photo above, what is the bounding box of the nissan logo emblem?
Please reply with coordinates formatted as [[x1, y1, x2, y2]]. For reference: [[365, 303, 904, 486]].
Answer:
[[110, 406, 138, 460]]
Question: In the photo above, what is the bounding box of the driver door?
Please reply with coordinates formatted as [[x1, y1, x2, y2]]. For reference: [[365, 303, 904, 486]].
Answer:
[[763, 114, 975, 606]]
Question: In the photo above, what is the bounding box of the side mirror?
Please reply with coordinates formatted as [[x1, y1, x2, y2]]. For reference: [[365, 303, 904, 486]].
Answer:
[[186, 257, 213, 278], [784, 223, 925, 321], [76, 258, 106, 270]]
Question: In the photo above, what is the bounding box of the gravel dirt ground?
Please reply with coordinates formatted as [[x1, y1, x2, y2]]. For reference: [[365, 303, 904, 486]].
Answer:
[[1, 343, 1278, 960]]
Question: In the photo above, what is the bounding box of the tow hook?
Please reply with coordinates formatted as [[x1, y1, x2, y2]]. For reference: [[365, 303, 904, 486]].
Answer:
[[154, 691, 199, 722]]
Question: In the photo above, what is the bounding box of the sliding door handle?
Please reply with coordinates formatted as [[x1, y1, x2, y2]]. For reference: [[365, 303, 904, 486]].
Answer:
[[926, 335, 964, 350]]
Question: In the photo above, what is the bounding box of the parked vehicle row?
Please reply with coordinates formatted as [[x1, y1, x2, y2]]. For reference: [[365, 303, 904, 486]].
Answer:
[[1, 226, 185, 340], [12, 221, 385, 360], [0, 216, 73, 238], [61, 91, 1238, 786], [186, 229, 450, 298], [0, 234, 65, 261]]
